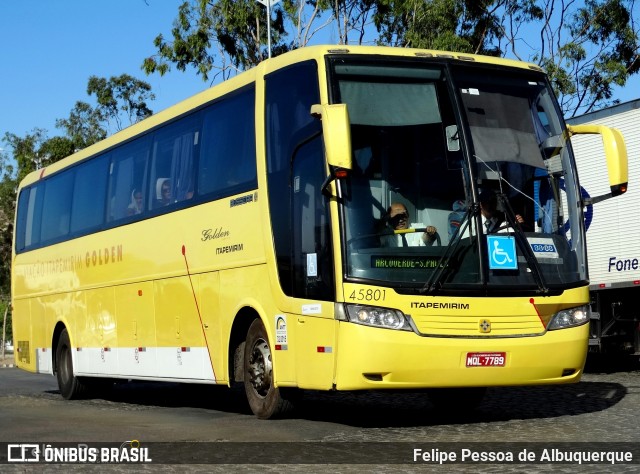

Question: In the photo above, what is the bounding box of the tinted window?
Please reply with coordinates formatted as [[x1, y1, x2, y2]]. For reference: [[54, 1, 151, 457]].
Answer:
[[71, 155, 109, 233], [266, 61, 322, 297], [199, 87, 257, 197], [292, 137, 334, 300], [17, 185, 44, 251], [15, 83, 259, 254], [108, 139, 150, 221], [15, 188, 31, 251], [40, 170, 74, 243], [150, 115, 199, 210]]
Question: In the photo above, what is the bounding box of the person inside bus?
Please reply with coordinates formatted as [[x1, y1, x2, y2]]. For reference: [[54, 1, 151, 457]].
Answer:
[[155, 178, 172, 208], [479, 189, 525, 233], [380, 202, 438, 247], [127, 188, 144, 215]]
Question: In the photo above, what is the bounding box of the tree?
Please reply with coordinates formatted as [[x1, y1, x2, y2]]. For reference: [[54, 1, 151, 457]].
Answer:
[[2, 129, 62, 183], [86, 74, 155, 133], [0, 147, 15, 309], [141, 0, 374, 80], [145, 0, 640, 116], [143, 0, 289, 81], [526, 0, 640, 116], [55, 101, 107, 150], [373, 0, 542, 53]]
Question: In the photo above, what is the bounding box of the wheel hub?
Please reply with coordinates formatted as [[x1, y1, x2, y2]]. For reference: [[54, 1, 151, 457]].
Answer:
[[248, 338, 272, 397]]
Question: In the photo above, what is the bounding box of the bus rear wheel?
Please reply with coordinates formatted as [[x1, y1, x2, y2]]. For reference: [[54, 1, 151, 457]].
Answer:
[[55, 329, 89, 399], [243, 318, 294, 419]]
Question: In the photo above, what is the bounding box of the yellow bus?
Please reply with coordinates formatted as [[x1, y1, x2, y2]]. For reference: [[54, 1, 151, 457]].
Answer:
[[12, 45, 627, 418]]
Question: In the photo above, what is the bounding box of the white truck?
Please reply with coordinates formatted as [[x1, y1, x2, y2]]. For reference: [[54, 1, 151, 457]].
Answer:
[[569, 99, 640, 353]]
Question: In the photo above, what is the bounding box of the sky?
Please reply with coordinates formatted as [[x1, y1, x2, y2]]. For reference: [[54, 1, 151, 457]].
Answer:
[[0, 0, 207, 142], [1, 0, 639, 150]]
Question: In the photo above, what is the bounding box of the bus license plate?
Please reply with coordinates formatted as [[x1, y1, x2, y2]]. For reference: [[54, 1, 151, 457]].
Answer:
[[466, 352, 506, 367]]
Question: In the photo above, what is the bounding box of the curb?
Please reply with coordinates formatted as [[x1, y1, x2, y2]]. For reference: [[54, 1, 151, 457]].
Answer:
[[0, 364, 15, 368]]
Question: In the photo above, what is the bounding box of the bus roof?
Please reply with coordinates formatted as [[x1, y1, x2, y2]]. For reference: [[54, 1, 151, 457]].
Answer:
[[18, 45, 542, 188]]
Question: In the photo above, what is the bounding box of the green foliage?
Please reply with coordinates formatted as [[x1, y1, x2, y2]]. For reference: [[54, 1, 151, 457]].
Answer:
[[3, 129, 56, 183], [0, 148, 15, 303], [86, 74, 155, 132], [143, 0, 289, 81], [56, 101, 107, 150], [0, 299, 10, 349], [558, 0, 640, 115], [146, 0, 639, 117], [374, 0, 543, 54]]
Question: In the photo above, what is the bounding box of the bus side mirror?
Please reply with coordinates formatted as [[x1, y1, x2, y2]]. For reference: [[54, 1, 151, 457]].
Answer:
[[310, 104, 353, 170], [567, 124, 628, 199]]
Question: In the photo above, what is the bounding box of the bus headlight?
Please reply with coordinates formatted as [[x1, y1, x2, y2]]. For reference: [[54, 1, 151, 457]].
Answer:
[[344, 304, 413, 331], [547, 305, 590, 330]]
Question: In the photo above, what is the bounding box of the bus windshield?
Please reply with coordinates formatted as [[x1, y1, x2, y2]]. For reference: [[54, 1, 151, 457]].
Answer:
[[331, 58, 585, 293]]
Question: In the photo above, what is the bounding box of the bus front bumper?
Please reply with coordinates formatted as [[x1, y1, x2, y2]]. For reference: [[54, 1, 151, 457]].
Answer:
[[333, 321, 589, 390]]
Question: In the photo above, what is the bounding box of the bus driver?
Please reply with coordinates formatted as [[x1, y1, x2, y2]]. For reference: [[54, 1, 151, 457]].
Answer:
[[381, 202, 438, 247]]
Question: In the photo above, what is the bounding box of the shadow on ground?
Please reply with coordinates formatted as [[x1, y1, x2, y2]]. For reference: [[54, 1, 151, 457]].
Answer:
[[41, 361, 633, 429]]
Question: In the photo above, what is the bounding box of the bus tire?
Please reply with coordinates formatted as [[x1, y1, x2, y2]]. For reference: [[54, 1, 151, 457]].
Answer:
[[55, 329, 89, 400], [243, 318, 294, 419]]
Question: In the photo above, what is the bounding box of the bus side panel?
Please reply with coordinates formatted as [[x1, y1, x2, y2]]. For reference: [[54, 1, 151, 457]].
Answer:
[[295, 315, 336, 390], [12, 299, 35, 373], [218, 265, 297, 385], [197, 272, 225, 383], [32, 296, 52, 374], [114, 282, 157, 377], [154, 276, 215, 381], [76, 287, 118, 375]]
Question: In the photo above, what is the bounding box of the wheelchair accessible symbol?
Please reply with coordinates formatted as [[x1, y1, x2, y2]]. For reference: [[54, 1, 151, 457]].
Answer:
[[487, 235, 517, 270]]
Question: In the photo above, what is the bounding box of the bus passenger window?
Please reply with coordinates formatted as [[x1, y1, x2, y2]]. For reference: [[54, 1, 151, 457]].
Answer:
[[150, 115, 199, 207], [40, 170, 74, 243], [107, 139, 149, 221], [71, 155, 108, 233], [198, 87, 256, 198]]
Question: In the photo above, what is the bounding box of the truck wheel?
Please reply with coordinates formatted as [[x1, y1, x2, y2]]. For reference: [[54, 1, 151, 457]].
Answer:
[[243, 318, 294, 419], [55, 329, 89, 399]]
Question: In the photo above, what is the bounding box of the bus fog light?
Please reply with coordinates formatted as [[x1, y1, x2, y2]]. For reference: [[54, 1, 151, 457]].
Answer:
[[547, 305, 590, 330], [345, 304, 412, 331]]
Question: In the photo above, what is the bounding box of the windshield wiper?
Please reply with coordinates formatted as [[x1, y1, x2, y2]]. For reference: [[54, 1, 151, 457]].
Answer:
[[422, 194, 549, 295]]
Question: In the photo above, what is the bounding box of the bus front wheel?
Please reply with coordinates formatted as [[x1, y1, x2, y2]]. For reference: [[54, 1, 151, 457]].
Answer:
[[243, 318, 294, 419], [55, 329, 89, 399]]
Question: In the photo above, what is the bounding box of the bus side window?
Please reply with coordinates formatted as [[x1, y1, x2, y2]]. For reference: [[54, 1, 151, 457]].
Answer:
[[198, 87, 257, 198], [40, 169, 74, 243], [108, 139, 150, 221], [150, 115, 199, 207], [15, 185, 44, 252], [70, 154, 108, 234]]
